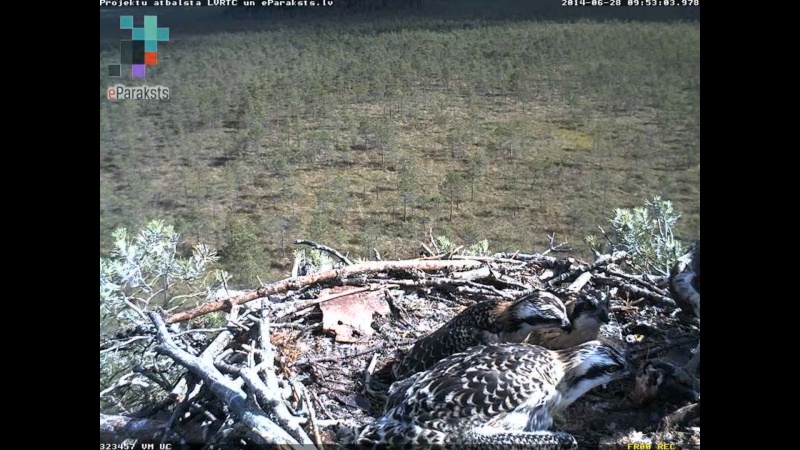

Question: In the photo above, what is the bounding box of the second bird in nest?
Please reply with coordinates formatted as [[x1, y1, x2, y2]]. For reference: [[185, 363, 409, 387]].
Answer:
[[390, 290, 572, 381], [525, 290, 611, 350]]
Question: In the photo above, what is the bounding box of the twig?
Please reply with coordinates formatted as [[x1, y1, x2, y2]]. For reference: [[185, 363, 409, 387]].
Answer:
[[159, 394, 193, 446], [419, 241, 435, 257], [597, 225, 615, 249], [660, 402, 700, 428], [544, 251, 628, 287], [567, 272, 593, 293], [173, 328, 228, 337], [145, 311, 305, 446], [295, 239, 354, 266], [383, 289, 412, 327], [599, 266, 670, 297], [542, 233, 572, 255], [593, 273, 676, 308], [630, 337, 699, 359], [100, 336, 152, 354], [364, 277, 486, 291], [450, 266, 493, 280], [445, 245, 464, 258], [172, 328, 234, 402], [428, 228, 439, 254], [292, 253, 303, 278], [167, 259, 483, 324], [466, 281, 514, 299], [122, 298, 149, 322], [309, 389, 333, 421], [366, 353, 380, 377], [226, 316, 250, 331], [297, 382, 324, 450], [491, 252, 561, 267], [99, 372, 150, 398], [132, 364, 174, 393], [424, 255, 522, 264], [293, 345, 383, 367]]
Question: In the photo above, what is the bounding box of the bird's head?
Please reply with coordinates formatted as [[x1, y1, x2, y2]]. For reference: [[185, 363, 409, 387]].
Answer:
[[557, 340, 630, 407], [567, 291, 610, 331], [508, 291, 572, 332]]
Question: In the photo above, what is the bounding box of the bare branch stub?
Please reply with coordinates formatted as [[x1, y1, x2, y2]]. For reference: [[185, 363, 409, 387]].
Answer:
[[543, 233, 573, 255]]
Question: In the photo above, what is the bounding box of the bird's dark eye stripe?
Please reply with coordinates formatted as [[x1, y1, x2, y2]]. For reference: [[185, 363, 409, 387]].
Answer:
[[582, 364, 620, 381]]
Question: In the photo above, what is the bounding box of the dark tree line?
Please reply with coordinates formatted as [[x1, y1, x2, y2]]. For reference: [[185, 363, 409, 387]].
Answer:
[[227, 0, 427, 17]]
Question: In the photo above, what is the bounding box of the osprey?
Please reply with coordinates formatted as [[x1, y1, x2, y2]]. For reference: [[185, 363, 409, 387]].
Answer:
[[526, 290, 610, 350], [669, 238, 700, 373], [357, 340, 630, 449], [390, 291, 572, 381]]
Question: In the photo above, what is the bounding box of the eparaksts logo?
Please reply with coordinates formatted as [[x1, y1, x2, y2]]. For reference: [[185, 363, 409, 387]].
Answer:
[[107, 85, 170, 100]]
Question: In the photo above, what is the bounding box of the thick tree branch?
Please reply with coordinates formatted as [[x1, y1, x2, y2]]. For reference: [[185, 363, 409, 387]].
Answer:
[[167, 259, 483, 324]]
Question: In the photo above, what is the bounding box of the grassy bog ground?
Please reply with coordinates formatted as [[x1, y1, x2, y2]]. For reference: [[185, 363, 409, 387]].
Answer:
[[100, 6, 699, 285]]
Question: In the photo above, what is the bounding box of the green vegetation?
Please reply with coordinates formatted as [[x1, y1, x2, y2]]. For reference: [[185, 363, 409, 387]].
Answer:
[[100, 220, 227, 411], [586, 196, 686, 276], [99, 220, 226, 333], [100, 11, 699, 287]]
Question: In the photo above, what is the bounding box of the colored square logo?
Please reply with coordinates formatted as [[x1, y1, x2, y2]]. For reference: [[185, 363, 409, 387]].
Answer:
[[120, 16, 133, 30], [145, 52, 158, 66], [132, 65, 146, 79], [108, 15, 169, 79]]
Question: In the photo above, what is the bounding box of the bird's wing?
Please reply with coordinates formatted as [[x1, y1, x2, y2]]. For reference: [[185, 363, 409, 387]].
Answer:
[[391, 345, 555, 430], [393, 325, 484, 379]]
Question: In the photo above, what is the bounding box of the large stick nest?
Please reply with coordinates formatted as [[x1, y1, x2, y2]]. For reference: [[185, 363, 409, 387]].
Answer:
[[100, 242, 700, 449]]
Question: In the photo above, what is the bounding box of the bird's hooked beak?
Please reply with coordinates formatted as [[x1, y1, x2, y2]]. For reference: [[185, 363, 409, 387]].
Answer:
[[561, 318, 573, 332]]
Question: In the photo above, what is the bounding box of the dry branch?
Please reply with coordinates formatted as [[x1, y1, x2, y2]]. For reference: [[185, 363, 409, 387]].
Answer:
[[568, 271, 593, 293], [543, 251, 628, 287], [146, 311, 307, 446], [167, 259, 483, 324], [593, 273, 676, 307], [661, 403, 700, 428], [170, 328, 233, 402], [100, 413, 207, 443], [295, 239, 355, 266], [599, 266, 670, 297]]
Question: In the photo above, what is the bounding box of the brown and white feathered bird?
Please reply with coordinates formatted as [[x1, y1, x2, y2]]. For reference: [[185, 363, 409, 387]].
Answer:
[[669, 238, 700, 373], [526, 290, 610, 350], [357, 340, 630, 449], [390, 291, 572, 381]]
